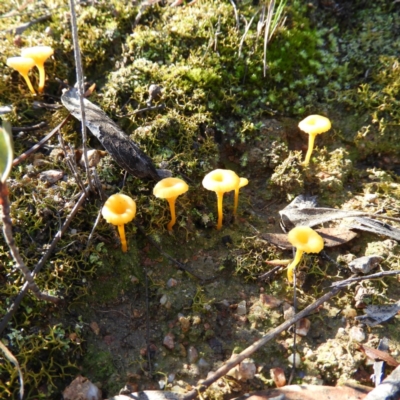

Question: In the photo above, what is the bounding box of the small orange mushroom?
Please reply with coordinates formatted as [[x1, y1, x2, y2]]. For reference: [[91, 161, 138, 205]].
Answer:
[[6, 56, 36, 94], [21, 46, 54, 93], [202, 169, 240, 230], [153, 177, 189, 231], [102, 194, 136, 252], [286, 226, 324, 283], [298, 115, 331, 166]]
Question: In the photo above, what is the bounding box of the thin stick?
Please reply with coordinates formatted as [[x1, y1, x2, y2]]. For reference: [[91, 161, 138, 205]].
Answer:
[[182, 286, 343, 400], [68, 0, 93, 192], [11, 121, 47, 132], [0, 190, 88, 335], [331, 270, 400, 288], [12, 114, 71, 166], [0, 183, 59, 303]]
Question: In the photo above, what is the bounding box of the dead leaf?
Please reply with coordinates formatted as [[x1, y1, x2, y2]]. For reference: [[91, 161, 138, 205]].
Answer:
[[355, 302, 400, 326], [262, 227, 358, 249], [357, 344, 400, 367]]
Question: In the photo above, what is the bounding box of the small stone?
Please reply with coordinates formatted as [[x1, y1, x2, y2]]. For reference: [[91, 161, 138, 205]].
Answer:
[[348, 255, 383, 274], [89, 321, 100, 335], [236, 300, 247, 315], [287, 352, 302, 366], [160, 294, 168, 305], [283, 302, 295, 320], [179, 315, 191, 332], [188, 346, 199, 363], [349, 326, 366, 342], [168, 373, 175, 383], [167, 278, 178, 287], [163, 333, 175, 350], [295, 318, 311, 336], [270, 367, 286, 388], [260, 294, 282, 309], [198, 358, 210, 371], [63, 376, 101, 400], [39, 170, 64, 184], [238, 358, 256, 381]]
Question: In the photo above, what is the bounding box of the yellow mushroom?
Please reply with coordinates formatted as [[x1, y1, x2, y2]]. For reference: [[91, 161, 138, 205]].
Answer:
[[234, 177, 249, 215], [21, 46, 54, 93], [286, 226, 324, 283], [298, 115, 331, 166], [153, 177, 189, 231], [102, 194, 136, 252], [202, 169, 240, 230], [6, 56, 36, 95]]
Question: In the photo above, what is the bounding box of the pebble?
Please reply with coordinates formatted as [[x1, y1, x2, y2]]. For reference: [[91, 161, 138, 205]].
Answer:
[[160, 294, 168, 305], [260, 294, 282, 309], [236, 300, 247, 315], [163, 333, 175, 350], [287, 352, 302, 366], [295, 318, 311, 336], [39, 169, 64, 184], [238, 358, 256, 381], [178, 315, 190, 332], [270, 367, 286, 388], [198, 358, 210, 371], [348, 255, 383, 274], [188, 346, 199, 363], [63, 376, 101, 400], [167, 278, 178, 287], [349, 326, 366, 342]]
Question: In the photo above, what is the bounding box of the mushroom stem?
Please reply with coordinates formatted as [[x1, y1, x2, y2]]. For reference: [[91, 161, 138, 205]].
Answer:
[[117, 224, 127, 252], [303, 133, 316, 166], [37, 65, 46, 94], [216, 191, 224, 230], [287, 248, 304, 283], [21, 73, 36, 95], [166, 197, 177, 231]]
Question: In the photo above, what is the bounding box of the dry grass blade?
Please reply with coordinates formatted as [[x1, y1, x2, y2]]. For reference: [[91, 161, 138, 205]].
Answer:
[[0, 341, 23, 400]]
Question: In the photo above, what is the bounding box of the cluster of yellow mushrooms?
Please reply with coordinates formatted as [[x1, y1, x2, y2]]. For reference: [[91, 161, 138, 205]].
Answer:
[[6, 52, 331, 282], [101, 113, 331, 283], [6, 46, 54, 94]]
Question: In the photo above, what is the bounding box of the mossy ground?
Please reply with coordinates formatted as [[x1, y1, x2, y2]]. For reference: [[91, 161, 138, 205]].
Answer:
[[1, 0, 400, 398]]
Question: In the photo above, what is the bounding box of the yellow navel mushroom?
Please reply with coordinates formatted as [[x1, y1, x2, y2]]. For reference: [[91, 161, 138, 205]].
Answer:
[[6, 57, 36, 94], [202, 169, 240, 230], [298, 115, 331, 166], [234, 177, 249, 215], [153, 177, 189, 231], [21, 46, 54, 93], [286, 226, 324, 283], [102, 194, 136, 252]]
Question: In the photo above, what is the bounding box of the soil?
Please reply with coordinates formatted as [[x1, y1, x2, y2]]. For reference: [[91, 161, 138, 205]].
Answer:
[[1, 1, 400, 399]]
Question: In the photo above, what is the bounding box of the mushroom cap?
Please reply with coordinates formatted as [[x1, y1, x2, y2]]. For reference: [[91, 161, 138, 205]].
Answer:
[[102, 194, 136, 225], [202, 169, 240, 194], [239, 177, 249, 189], [298, 115, 331, 136], [287, 226, 324, 254], [21, 46, 54, 65], [6, 56, 36, 74], [153, 177, 189, 199]]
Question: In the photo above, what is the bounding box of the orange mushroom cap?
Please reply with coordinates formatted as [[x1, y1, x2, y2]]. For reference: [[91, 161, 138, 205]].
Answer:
[[21, 46, 54, 93], [153, 177, 189, 231], [202, 169, 240, 230], [298, 115, 331, 165], [6, 56, 36, 94], [286, 226, 324, 283], [102, 194, 136, 252]]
